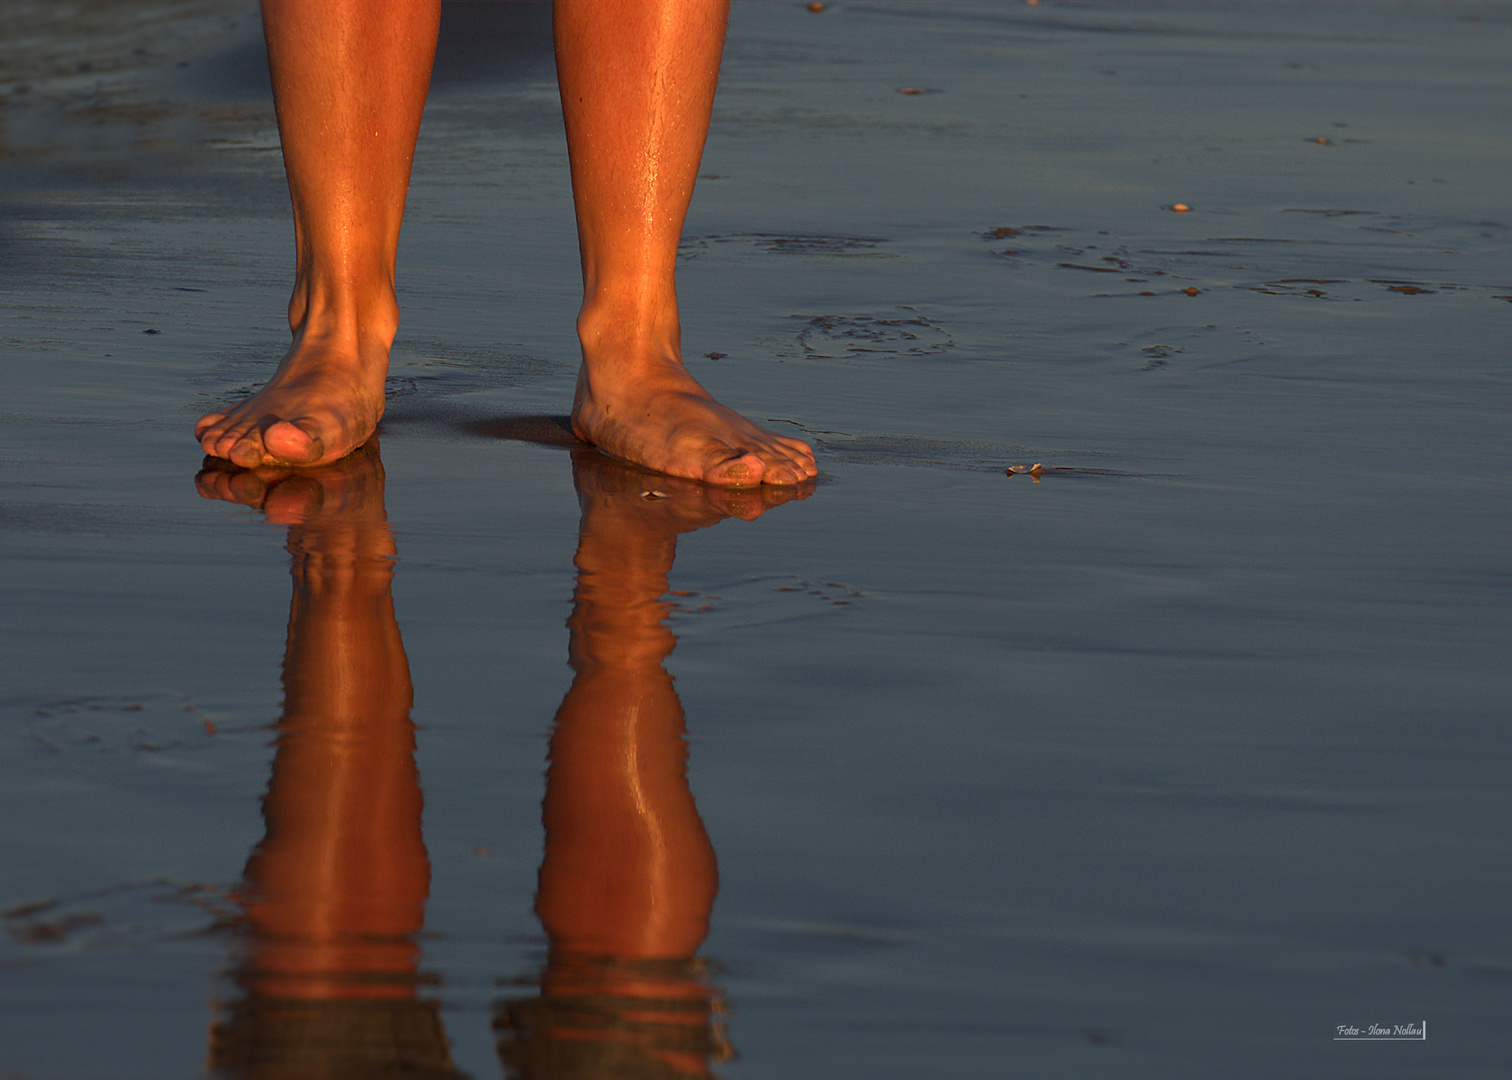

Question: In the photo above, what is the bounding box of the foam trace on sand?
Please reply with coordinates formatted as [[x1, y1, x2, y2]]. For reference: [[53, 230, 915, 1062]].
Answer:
[[796, 312, 953, 359], [980, 214, 1512, 305]]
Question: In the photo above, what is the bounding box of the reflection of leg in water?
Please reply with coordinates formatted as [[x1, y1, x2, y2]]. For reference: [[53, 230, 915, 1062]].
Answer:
[[197, 444, 461, 1078], [496, 452, 811, 1078]]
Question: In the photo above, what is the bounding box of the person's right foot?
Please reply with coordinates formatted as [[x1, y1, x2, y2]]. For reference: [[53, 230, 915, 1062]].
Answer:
[[195, 322, 391, 469]]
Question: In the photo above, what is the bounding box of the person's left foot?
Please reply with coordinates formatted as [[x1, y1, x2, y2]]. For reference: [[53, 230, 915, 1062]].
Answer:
[[570, 346, 817, 488]]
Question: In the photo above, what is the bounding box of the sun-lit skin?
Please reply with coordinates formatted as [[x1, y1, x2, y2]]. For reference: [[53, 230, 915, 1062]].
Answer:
[[193, 1, 427, 473], [195, 0, 816, 488]]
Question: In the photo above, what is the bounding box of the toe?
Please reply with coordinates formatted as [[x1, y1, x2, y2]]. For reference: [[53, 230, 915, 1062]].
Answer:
[[194, 413, 227, 441], [206, 421, 250, 459], [770, 438, 817, 476], [761, 449, 814, 485], [198, 425, 230, 457], [705, 451, 766, 488], [226, 431, 270, 469], [261, 419, 326, 465]]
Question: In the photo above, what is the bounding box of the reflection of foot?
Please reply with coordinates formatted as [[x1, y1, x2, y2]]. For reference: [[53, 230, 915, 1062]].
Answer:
[[498, 953, 726, 1080], [570, 335, 817, 488], [195, 438, 387, 528], [194, 325, 390, 468], [571, 447, 811, 535]]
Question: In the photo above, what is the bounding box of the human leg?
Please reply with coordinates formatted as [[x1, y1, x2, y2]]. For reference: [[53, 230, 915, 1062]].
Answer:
[[195, 0, 440, 468], [555, 0, 817, 487]]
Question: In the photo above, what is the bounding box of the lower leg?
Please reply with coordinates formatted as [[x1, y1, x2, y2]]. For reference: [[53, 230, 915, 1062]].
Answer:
[[196, 0, 439, 468], [555, 0, 817, 487]]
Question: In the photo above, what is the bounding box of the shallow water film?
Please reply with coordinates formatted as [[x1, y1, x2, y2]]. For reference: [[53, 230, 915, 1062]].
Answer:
[[2, 2, 1509, 1077]]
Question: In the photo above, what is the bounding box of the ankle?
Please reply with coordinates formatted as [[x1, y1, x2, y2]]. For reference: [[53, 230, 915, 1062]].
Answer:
[[576, 286, 681, 358], [288, 276, 401, 350]]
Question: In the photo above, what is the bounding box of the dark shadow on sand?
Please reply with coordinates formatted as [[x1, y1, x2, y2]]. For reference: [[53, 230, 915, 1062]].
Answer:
[[463, 414, 586, 449]]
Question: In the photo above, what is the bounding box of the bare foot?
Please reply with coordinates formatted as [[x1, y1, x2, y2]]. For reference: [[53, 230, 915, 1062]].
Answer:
[[194, 325, 390, 469], [570, 322, 817, 488]]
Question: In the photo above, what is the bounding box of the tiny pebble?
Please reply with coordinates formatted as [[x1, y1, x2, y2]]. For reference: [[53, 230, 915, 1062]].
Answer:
[[808, 1, 825, 11], [1170, 203, 1190, 213]]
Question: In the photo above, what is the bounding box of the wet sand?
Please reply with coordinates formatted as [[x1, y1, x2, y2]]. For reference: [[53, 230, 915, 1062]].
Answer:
[[2, 2, 1510, 1077]]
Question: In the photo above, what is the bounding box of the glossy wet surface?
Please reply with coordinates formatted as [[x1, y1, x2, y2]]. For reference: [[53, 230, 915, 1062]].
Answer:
[[2, 2, 1509, 1076]]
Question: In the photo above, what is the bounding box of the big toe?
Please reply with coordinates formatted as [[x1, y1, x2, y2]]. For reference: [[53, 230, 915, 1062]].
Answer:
[[261, 419, 326, 466], [705, 450, 766, 488]]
